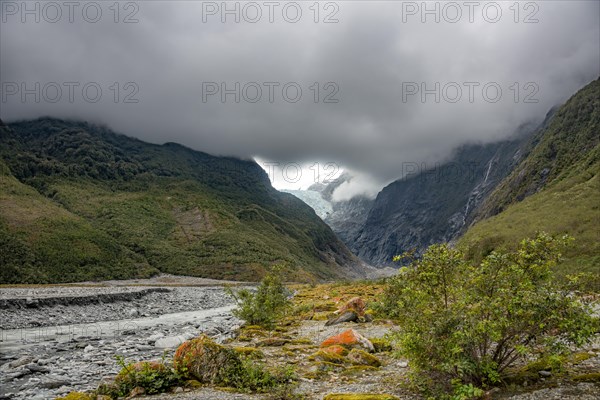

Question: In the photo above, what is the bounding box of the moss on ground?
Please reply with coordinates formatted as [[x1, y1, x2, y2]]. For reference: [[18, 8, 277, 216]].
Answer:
[[323, 394, 400, 400], [309, 350, 347, 364], [55, 393, 93, 400], [572, 372, 600, 382], [234, 346, 265, 359], [347, 349, 382, 367]]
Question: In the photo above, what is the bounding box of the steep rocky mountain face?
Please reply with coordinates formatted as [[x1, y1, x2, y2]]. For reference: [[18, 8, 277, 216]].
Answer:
[[471, 78, 600, 222], [461, 78, 599, 285], [284, 130, 538, 267], [325, 195, 374, 253], [284, 79, 598, 274], [349, 129, 537, 266], [337, 78, 598, 270], [0, 118, 365, 284]]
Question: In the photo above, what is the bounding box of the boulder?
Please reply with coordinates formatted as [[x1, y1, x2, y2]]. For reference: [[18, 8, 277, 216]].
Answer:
[[7, 356, 34, 369], [26, 364, 50, 373], [5, 368, 32, 380], [309, 350, 346, 364], [320, 329, 375, 353], [325, 311, 359, 326], [174, 335, 242, 385], [347, 349, 381, 367], [146, 332, 164, 344], [338, 297, 366, 316], [321, 345, 348, 356], [155, 335, 188, 349]]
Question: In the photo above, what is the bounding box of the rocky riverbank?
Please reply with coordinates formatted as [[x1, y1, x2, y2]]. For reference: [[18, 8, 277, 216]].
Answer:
[[0, 286, 237, 330], [0, 285, 242, 400], [0, 287, 171, 314]]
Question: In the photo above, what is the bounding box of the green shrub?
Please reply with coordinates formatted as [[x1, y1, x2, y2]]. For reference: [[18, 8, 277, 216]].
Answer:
[[380, 232, 598, 396], [98, 356, 182, 397], [227, 265, 291, 329], [450, 382, 484, 400]]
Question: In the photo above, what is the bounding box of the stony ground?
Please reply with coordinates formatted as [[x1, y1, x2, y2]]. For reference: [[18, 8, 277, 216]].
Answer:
[[0, 284, 241, 399], [0, 279, 598, 400], [0, 286, 235, 330]]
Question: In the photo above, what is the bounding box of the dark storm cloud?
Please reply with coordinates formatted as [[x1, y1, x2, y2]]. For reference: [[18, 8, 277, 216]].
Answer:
[[1, 1, 598, 197]]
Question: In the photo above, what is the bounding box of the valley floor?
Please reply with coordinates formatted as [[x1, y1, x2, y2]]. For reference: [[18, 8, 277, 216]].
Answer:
[[0, 278, 598, 400]]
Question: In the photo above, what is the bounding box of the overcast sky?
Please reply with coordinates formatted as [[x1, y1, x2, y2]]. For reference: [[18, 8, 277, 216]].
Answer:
[[1, 1, 598, 198]]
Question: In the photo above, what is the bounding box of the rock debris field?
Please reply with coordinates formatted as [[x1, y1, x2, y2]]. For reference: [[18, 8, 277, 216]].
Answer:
[[0, 282, 243, 400]]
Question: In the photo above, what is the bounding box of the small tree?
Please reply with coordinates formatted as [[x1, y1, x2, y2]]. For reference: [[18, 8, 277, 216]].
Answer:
[[227, 265, 291, 329], [380, 232, 598, 396]]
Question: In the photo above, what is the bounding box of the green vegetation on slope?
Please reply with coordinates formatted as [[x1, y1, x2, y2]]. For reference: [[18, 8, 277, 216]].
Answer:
[[0, 159, 157, 283], [462, 78, 600, 287], [0, 118, 359, 283], [475, 78, 599, 218]]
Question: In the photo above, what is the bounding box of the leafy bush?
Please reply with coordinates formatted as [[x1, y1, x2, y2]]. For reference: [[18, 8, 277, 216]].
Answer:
[[97, 356, 182, 397], [227, 266, 291, 329], [379, 232, 598, 397]]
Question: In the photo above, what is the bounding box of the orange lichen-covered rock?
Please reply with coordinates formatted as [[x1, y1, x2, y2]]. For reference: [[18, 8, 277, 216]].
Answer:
[[174, 335, 242, 385], [320, 329, 375, 353], [322, 344, 349, 356]]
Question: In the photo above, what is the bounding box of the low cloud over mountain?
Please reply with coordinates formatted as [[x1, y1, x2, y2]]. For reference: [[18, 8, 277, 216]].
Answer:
[[2, 1, 598, 196]]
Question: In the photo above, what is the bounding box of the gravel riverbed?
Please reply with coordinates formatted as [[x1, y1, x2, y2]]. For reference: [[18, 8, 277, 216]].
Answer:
[[0, 285, 242, 400], [0, 286, 235, 330]]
